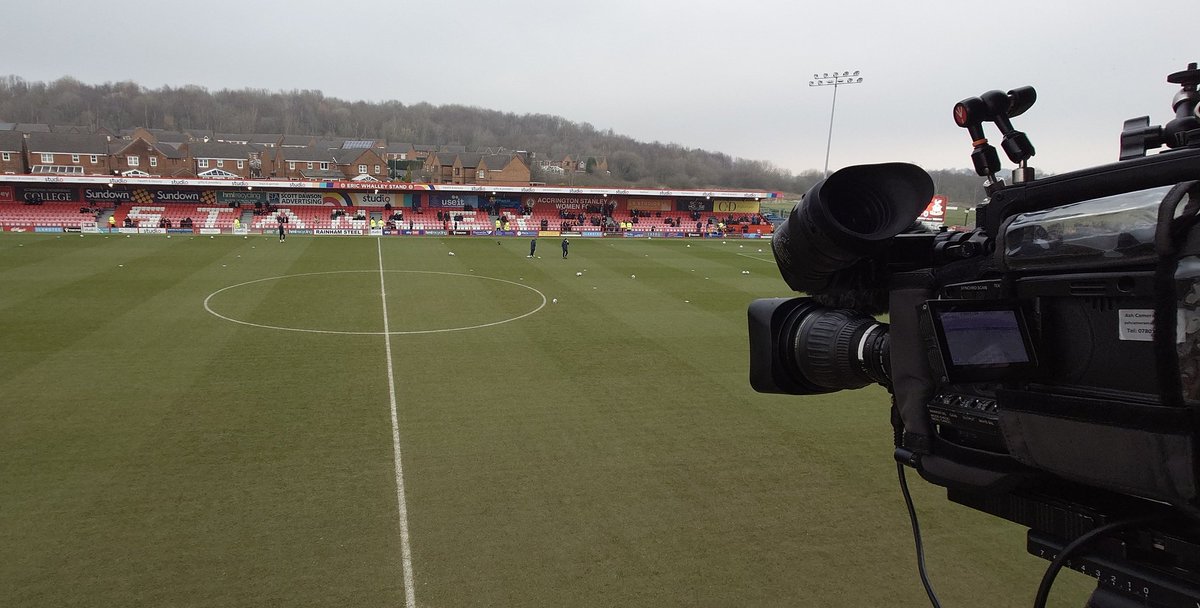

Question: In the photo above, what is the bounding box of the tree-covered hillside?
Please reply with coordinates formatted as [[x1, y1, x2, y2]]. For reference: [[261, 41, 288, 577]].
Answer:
[[0, 75, 987, 200]]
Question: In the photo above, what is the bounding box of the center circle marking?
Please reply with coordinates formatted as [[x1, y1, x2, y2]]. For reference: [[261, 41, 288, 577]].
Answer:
[[203, 270, 546, 335]]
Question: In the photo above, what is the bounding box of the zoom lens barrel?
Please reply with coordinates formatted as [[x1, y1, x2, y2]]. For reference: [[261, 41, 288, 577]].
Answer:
[[749, 297, 890, 395]]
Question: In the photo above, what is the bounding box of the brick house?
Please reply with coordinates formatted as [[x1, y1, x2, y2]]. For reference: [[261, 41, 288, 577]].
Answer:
[[386, 143, 414, 162], [0, 131, 26, 174], [331, 148, 385, 181], [424, 152, 456, 183], [576, 155, 609, 174], [25, 132, 111, 175], [109, 136, 188, 177], [450, 154, 481, 185], [476, 154, 531, 185], [123, 127, 199, 147], [411, 144, 438, 163], [188, 142, 264, 178], [270, 146, 339, 180]]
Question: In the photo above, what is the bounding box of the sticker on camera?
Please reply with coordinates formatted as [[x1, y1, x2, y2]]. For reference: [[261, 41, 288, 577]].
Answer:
[[1118, 309, 1187, 342]]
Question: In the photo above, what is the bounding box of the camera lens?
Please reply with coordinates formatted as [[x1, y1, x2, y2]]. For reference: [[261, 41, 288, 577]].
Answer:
[[771, 163, 933, 294], [749, 297, 890, 395], [788, 303, 890, 393]]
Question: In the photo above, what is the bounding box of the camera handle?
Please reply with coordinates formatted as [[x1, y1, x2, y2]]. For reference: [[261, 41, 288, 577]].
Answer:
[[953, 96, 1004, 188], [981, 87, 1037, 184], [1120, 63, 1200, 159], [954, 87, 1039, 193], [1164, 63, 1200, 147]]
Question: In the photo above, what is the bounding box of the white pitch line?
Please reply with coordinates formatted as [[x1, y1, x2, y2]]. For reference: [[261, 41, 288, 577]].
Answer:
[[378, 238, 417, 608], [736, 252, 776, 263], [203, 270, 546, 336]]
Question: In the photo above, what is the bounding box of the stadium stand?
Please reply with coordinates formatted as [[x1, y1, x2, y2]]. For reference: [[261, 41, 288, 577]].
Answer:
[[248, 207, 365, 231], [400, 208, 490, 231], [0, 198, 770, 235], [0, 203, 98, 228], [115, 205, 241, 229]]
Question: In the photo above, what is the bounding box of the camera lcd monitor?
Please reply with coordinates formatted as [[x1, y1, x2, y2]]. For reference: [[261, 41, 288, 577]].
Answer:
[[927, 300, 1038, 383]]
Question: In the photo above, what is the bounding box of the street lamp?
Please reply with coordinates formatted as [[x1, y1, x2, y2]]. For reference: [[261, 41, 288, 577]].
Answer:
[[809, 70, 864, 177]]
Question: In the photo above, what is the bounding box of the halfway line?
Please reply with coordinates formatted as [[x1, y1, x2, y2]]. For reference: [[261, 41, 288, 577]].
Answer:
[[378, 238, 417, 608]]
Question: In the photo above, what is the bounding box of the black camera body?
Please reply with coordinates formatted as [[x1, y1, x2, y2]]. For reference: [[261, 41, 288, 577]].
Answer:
[[750, 64, 1200, 605]]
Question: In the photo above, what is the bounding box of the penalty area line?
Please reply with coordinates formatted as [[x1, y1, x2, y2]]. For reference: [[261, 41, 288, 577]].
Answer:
[[378, 238, 417, 608]]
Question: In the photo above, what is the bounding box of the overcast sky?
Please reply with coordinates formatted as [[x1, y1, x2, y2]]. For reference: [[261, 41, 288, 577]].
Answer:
[[10, 0, 1198, 176]]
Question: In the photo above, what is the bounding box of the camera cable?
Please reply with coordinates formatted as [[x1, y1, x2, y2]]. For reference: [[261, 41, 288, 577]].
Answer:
[[898, 461, 943, 608], [1031, 515, 1158, 608]]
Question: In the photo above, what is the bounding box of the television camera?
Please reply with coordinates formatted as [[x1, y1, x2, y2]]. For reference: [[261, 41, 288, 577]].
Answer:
[[749, 63, 1200, 607]]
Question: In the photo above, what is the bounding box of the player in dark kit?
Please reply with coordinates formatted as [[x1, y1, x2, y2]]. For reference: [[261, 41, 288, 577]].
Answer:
[[278, 221, 286, 242], [561, 238, 570, 259], [528, 238, 536, 258]]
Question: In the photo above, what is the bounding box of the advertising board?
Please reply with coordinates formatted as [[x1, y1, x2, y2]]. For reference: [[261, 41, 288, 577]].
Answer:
[[628, 198, 672, 212], [83, 188, 134, 203], [713, 199, 761, 214], [523, 195, 605, 210], [353, 192, 397, 207], [18, 186, 78, 203], [149, 189, 202, 204], [215, 190, 267, 205], [918, 195, 948, 223]]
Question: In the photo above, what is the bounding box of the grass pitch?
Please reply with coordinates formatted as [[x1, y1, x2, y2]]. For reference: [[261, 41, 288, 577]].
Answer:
[[0, 233, 1093, 606]]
